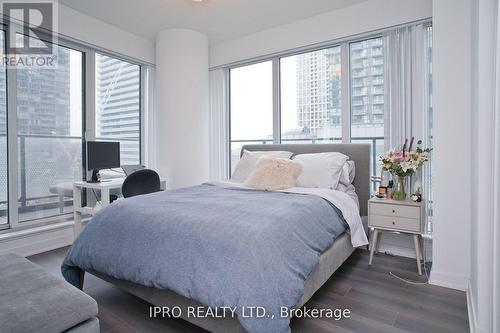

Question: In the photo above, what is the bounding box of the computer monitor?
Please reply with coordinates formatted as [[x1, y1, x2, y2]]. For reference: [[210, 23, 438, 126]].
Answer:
[[87, 141, 120, 182]]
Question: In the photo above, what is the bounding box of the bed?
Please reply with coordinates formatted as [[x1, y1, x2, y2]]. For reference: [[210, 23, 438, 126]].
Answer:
[[62, 143, 370, 333]]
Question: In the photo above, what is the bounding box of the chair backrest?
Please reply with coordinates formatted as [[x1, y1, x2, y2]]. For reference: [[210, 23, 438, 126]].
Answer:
[[121, 169, 161, 198]]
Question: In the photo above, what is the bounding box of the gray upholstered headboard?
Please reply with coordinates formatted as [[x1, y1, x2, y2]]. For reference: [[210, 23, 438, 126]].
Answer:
[[241, 144, 371, 217]]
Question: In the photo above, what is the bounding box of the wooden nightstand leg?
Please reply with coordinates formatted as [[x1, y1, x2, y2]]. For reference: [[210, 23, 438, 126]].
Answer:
[[413, 234, 422, 275], [369, 229, 379, 265], [375, 232, 382, 254]]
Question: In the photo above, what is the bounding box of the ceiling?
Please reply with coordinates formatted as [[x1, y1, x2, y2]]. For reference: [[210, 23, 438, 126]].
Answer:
[[59, 0, 367, 44]]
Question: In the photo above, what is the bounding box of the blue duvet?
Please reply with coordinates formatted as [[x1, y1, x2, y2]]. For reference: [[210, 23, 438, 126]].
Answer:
[[62, 184, 347, 333]]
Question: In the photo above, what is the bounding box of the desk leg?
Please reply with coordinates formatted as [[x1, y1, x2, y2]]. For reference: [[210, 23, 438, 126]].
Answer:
[[101, 188, 110, 207], [413, 234, 422, 275], [73, 185, 82, 238], [369, 229, 379, 265]]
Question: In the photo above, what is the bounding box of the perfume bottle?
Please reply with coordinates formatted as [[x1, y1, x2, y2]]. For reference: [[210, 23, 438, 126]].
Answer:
[[378, 170, 390, 197]]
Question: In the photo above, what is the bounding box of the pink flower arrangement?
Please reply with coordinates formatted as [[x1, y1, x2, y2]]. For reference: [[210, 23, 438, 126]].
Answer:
[[380, 139, 432, 177]]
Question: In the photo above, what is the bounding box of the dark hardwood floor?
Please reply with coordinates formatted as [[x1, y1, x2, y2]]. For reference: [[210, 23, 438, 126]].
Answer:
[[28, 248, 469, 333]]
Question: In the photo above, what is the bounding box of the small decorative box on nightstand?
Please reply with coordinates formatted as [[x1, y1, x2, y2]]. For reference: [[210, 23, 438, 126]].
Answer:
[[368, 198, 425, 275]]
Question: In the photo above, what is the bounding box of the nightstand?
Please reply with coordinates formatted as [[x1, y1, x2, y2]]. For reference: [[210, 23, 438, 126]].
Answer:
[[368, 198, 425, 275]]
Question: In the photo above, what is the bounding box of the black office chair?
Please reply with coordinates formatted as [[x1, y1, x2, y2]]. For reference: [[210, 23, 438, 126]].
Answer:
[[121, 169, 161, 198]]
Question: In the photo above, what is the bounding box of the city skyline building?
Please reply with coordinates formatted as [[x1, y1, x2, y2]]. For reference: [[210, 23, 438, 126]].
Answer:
[[96, 54, 141, 165]]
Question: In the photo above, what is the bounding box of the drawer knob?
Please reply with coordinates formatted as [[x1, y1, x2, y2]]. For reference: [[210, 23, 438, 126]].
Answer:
[[392, 221, 395, 225], [392, 210, 396, 213]]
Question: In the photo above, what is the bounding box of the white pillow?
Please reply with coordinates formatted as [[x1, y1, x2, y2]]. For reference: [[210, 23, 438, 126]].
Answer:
[[244, 158, 303, 190], [338, 160, 356, 187], [231, 150, 293, 182], [292, 152, 349, 189]]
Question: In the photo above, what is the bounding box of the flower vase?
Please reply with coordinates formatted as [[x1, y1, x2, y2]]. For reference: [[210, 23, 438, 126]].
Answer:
[[393, 175, 406, 200]]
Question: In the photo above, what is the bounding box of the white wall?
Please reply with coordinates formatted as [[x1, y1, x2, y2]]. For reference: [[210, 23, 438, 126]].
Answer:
[[58, 4, 155, 64], [469, 0, 498, 332], [156, 29, 210, 188], [430, 0, 472, 291], [210, 0, 432, 68]]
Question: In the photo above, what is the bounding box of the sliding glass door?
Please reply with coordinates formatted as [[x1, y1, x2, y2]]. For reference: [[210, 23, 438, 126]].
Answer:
[[16, 38, 84, 223]]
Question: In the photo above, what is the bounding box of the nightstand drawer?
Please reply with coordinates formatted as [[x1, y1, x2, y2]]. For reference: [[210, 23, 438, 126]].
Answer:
[[370, 203, 420, 219], [370, 214, 420, 232]]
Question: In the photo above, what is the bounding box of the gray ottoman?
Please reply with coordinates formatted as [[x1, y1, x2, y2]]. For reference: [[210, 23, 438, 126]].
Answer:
[[0, 253, 99, 333]]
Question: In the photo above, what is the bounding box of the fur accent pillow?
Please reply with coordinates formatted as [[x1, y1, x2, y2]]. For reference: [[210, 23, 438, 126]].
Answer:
[[244, 158, 303, 191], [231, 150, 294, 182]]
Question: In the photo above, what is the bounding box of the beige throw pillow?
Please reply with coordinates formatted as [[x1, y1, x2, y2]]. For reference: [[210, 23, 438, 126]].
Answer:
[[231, 150, 294, 182], [244, 158, 303, 191]]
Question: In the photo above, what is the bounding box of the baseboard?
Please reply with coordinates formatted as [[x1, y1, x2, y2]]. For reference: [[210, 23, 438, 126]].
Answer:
[[0, 222, 75, 257], [467, 284, 477, 333], [429, 269, 469, 291], [466, 281, 490, 333]]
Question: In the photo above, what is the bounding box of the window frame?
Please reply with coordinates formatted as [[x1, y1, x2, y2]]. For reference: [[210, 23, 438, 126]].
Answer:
[[227, 34, 385, 174], [0, 19, 149, 231]]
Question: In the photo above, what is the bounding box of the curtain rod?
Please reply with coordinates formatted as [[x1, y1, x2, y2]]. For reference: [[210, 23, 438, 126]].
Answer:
[[209, 17, 432, 71]]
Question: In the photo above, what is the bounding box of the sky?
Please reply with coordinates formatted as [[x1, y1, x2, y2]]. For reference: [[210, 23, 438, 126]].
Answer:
[[230, 57, 299, 142]]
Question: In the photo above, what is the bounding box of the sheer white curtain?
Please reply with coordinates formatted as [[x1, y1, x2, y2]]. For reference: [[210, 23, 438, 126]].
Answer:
[[209, 69, 229, 180], [383, 23, 431, 151], [494, 5, 500, 331], [383, 23, 432, 200]]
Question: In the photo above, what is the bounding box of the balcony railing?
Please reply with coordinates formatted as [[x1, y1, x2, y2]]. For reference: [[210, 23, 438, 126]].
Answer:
[[0, 134, 140, 226]]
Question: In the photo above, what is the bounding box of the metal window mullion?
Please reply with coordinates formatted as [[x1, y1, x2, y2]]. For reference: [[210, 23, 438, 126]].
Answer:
[[272, 58, 280, 144], [84, 50, 96, 208], [225, 69, 231, 178], [85, 49, 96, 155], [140, 66, 146, 164], [341, 42, 351, 143], [6, 56, 18, 229]]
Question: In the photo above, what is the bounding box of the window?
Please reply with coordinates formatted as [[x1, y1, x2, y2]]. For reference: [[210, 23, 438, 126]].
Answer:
[[227, 24, 432, 189], [281, 47, 342, 144], [230, 61, 273, 172], [0, 23, 150, 231], [16, 38, 84, 223], [349, 37, 385, 180], [95, 53, 141, 165]]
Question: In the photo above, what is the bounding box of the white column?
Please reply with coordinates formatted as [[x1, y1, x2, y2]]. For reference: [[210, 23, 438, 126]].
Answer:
[[469, 0, 499, 332], [155, 29, 209, 188], [430, 0, 472, 291]]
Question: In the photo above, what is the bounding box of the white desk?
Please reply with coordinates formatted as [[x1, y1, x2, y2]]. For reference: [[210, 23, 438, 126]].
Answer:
[[73, 177, 167, 236]]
